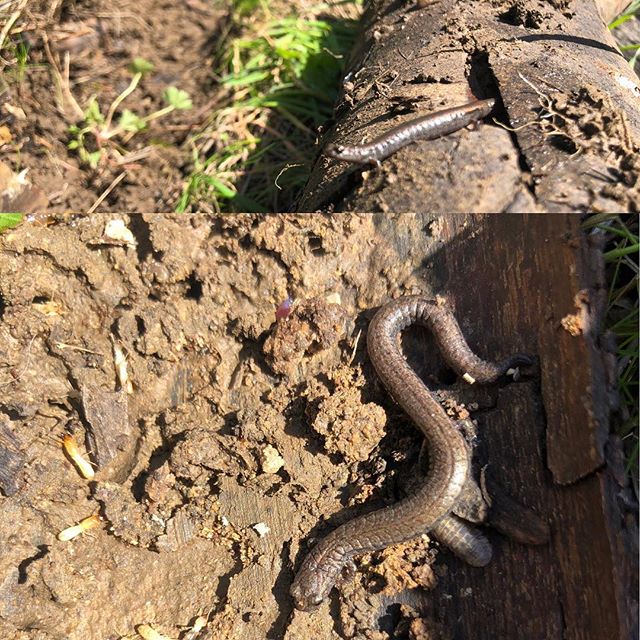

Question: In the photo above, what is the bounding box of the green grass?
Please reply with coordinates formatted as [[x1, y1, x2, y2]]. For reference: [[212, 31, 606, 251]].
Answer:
[[609, 0, 640, 69], [0, 0, 39, 84], [0, 33, 31, 89], [584, 215, 639, 482], [67, 58, 193, 169], [3, 37, 29, 82], [178, 2, 361, 212], [609, 0, 640, 28]]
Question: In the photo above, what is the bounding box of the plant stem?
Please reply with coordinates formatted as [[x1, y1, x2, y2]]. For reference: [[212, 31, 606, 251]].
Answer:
[[142, 104, 176, 123], [103, 72, 142, 133], [116, 105, 177, 143]]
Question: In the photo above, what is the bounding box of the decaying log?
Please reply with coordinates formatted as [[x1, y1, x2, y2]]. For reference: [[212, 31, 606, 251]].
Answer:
[[297, 0, 640, 212], [385, 214, 636, 639]]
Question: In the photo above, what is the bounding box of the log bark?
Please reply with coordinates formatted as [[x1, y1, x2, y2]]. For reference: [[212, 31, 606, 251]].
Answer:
[[414, 214, 637, 640], [297, 0, 640, 213]]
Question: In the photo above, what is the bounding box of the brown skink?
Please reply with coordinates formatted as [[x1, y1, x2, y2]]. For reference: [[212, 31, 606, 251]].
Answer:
[[290, 296, 531, 610], [325, 99, 495, 166]]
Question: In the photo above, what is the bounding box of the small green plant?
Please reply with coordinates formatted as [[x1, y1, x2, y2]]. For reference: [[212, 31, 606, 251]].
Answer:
[[0, 36, 32, 89], [6, 38, 30, 82], [176, 137, 268, 213], [231, 0, 266, 16], [178, 7, 360, 212], [68, 58, 192, 168], [609, 0, 640, 69], [0, 214, 22, 231], [609, 0, 640, 28]]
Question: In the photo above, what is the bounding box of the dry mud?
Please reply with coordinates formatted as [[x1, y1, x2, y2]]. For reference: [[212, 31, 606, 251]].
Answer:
[[0, 214, 478, 639]]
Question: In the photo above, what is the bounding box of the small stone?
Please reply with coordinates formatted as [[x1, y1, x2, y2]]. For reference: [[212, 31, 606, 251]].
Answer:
[[104, 218, 136, 247], [252, 522, 270, 537], [259, 444, 284, 474]]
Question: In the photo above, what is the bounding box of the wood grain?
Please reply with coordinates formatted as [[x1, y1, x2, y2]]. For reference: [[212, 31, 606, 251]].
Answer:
[[409, 214, 638, 640]]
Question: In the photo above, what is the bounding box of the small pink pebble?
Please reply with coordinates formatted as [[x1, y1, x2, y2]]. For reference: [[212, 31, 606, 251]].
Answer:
[[276, 297, 293, 320]]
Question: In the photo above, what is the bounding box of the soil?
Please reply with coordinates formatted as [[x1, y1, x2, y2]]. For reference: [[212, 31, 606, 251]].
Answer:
[[1, 0, 224, 213], [0, 213, 466, 639]]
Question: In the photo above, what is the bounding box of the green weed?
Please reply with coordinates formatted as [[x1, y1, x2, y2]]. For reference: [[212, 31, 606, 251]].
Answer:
[[0, 35, 32, 89], [609, 0, 640, 69], [179, 3, 361, 212], [0, 214, 22, 231], [68, 58, 192, 169], [8, 38, 29, 82], [609, 0, 640, 28]]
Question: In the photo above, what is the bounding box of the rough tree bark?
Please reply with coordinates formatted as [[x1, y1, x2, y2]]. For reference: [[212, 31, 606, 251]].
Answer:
[[411, 214, 637, 640], [297, 0, 640, 213]]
